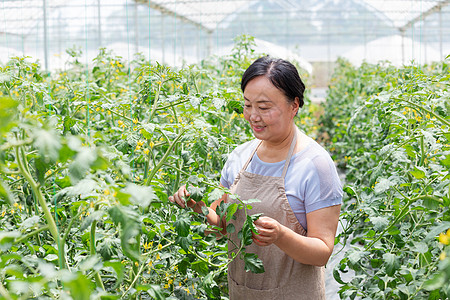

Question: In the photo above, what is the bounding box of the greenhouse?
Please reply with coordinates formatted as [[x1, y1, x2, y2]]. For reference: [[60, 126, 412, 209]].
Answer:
[[0, 1, 449, 299]]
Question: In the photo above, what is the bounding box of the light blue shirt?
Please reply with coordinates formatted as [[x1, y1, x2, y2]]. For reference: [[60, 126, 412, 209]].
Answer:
[[220, 136, 343, 231]]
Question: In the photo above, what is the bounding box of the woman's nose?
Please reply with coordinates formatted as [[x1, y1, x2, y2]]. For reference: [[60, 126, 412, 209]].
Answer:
[[249, 110, 261, 122]]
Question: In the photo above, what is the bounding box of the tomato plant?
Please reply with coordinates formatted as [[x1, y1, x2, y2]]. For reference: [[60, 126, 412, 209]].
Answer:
[[0, 36, 316, 299], [321, 56, 450, 299]]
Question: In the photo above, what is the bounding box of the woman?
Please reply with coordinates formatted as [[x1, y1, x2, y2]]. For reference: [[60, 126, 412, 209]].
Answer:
[[169, 56, 342, 299]]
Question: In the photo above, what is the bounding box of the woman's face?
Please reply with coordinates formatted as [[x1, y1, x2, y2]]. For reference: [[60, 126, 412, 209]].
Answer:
[[243, 76, 298, 144]]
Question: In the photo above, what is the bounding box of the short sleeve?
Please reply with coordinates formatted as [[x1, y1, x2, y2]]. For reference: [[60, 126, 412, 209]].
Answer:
[[303, 154, 343, 214], [220, 159, 232, 188]]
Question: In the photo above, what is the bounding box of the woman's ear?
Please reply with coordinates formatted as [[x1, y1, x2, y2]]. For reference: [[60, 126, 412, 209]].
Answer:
[[292, 97, 300, 116]]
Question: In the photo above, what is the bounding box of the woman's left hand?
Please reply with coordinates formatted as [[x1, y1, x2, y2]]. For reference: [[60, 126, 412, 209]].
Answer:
[[252, 216, 284, 246]]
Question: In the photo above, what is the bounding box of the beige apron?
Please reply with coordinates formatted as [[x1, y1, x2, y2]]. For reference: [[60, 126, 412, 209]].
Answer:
[[227, 133, 325, 300]]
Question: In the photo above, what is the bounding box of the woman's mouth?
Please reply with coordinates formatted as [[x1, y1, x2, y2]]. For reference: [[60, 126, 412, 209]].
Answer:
[[252, 125, 266, 132]]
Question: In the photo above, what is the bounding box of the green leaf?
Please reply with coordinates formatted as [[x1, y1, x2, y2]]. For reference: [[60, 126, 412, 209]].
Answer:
[[343, 186, 356, 197], [243, 252, 265, 273], [63, 272, 94, 300], [440, 154, 450, 168], [208, 188, 225, 202], [371, 216, 389, 231], [33, 129, 61, 163], [374, 178, 393, 194], [104, 261, 125, 288], [227, 99, 243, 114], [226, 223, 236, 233], [63, 116, 76, 134], [333, 267, 346, 285], [411, 241, 428, 254], [409, 167, 425, 179], [174, 216, 190, 237], [226, 203, 238, 222], [0, 178, 16, 205], [176, 236, 193, 252], [98, 239, 118, 261], [108, 205, 141, 261], [424, 222, 450, 241], [0, 231, 21, 251], [69, 148, 97, 183], [80, 210, 104, 232], [137, 284, 166, 300], [0, 97, 18, 135], [383, 253, 399, 276], [122, 183, 155, 209], [403, 144, 416, 158], [188, 185, 205, 202], [34, 157, 48, 185], [422, 196, 441, 210], [191, 260, 209, 276], [423, 272, 446, 291]]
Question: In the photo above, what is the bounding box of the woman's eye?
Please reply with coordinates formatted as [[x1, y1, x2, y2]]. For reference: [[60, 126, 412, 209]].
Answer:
[[259, 107, 269, 110]]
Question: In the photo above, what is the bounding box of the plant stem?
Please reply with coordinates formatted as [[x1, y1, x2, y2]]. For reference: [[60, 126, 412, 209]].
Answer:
[[148, 83, 162, 122], [145, 128, 187, 186], [90, 220, 105, 290], [419, 136, 425, 166], [15, 146, 59, 244], [14, 225, 50, 244], [0, 281, 13, 300], [403, 99, 450, 127]]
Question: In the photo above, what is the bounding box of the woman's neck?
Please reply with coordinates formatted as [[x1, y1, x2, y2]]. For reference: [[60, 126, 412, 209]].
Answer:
[[258, 125, 298, 163]]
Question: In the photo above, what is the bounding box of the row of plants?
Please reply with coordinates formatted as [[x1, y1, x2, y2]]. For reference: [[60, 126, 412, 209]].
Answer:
[[0, 36, 316, 299], [320, 57, 450, 299]]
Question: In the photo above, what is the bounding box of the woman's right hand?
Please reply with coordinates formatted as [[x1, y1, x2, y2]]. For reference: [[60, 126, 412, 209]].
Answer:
[[168, 185, 194, 209]]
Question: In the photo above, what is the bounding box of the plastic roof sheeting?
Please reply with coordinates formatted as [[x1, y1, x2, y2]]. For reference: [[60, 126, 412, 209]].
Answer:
[[362, 0, 448, 28], [1, 0, 448, 37], [148, 0, 254, 32]]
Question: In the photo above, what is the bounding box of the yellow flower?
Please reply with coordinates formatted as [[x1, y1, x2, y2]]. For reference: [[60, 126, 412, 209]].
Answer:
[[143, 148, 150, 155], [136, 145, 141, 151], [439, 232, 449, 245], [10, 209, 14, 214], [158, 244, 163, 250], [184, 288, 190, 294], [156, 253, 160, 260], [168, 279, 173, 285], [440, 251, 446, 260], [137, 140, 145, 147], [118, 120, 124, 128], [104, 189, 110, 196], [1, 211, 5, 217], [149, 141, 155, 149]]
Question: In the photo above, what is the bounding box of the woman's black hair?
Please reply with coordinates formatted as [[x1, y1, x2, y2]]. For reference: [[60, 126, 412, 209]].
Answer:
[[241, 56, 305, 108]]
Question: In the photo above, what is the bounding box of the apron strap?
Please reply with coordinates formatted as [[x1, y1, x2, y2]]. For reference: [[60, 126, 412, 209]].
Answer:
[[242, 140, 263, 172], [242, 128, 298, 176], [281, 129, 298, 178]]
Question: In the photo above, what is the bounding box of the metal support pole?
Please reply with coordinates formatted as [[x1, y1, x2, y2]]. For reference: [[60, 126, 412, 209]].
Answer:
[[207, 32, 212, 58], [161, 14, 165, 64], [135, 1, 139, 54], [439, 7, 443, 60], [400, 29, 405, 65], [43, 0, 49, 70], [97, 0, 102, 48]]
